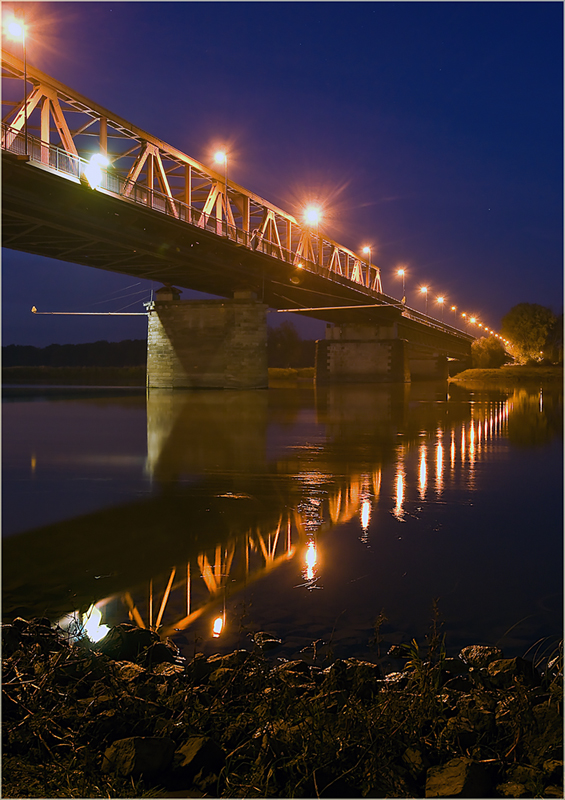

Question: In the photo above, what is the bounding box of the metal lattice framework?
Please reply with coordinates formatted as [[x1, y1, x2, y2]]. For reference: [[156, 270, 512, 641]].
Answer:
[[1, 51, 382, 294]]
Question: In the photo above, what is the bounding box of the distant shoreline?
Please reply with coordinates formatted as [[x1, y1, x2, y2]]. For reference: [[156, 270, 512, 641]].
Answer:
[[2, 364, 562, 389]]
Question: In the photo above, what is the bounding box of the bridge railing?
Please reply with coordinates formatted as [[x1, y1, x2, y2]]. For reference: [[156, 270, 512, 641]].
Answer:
[[2, 123, 473, 340], [2, 120, 384, 294]]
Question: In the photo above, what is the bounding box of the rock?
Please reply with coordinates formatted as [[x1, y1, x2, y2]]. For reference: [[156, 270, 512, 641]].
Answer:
[[274, 660, 312, 678], [114, 661, 147, 682], [252, 631, 282, 650], [403, 746, 428, 777], [142, 641, 176, 667], [185, 653, 211, 684], [459, 645, 503, 668], [441, 657, 469, 676], [387, 644, 408, 659], [496, 780, 529, 797], [425, 757, 492, 797], [153, 663, 186, 678], [102, 736, 175, 777], [542, 759, 563, 783], [208, 650, 251, 669], [487, 657, 539, 688], [171, 736, 225, 788], [95, 624, 159, 662], [2, 625, 22, 656], [320, 658, 381, 697], [545, 786, 565, 797], [208, 667, 235, 688]]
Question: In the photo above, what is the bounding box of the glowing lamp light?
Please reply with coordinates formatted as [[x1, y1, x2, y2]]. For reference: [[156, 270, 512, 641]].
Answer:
[[84, 153, 109, 189], [214, 150, 227, 164], [361, 498, 371, 531], [7, 20, 24, 38], [437, 296, 444, 304], [304, 206, 321, 226], [304, 540, 318, 580], [420, 286, 428, 294], [212, 616, 224, 637], [81, 604, 110, 643], [470, 317, 477, 324], [397, 268, 405, 277]]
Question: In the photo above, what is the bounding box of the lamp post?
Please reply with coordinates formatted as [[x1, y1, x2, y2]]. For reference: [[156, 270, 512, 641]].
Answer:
[[214, 150, 228, 235], [397, 268, 406, 304], [362, 246, 371, 288], [462, 312, 468, 331], [304, 206, 322, 266], [7, 15, 28, 156], [451, 305, 457, 323], [420, 286, 428, 314], [437, 296, 445, 321]]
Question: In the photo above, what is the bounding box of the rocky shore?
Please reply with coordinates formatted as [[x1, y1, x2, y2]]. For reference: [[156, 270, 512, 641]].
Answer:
[[2, 618, 562, 798]]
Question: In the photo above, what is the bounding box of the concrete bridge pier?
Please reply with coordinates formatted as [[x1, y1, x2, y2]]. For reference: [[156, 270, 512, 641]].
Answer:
[[146, 286, 268, 389], [315, 323, 411, 384], [315, 323, 451, 383]]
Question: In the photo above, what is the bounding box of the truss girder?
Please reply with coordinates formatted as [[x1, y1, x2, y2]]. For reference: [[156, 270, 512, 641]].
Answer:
[[2, 51, 383, 298]]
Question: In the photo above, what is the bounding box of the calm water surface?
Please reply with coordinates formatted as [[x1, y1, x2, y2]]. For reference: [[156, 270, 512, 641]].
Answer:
[[3, 381, 562, 663]]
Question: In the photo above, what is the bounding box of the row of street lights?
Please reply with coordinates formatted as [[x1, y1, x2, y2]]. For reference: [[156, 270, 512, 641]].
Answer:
[[211, 152, 507, 343], [5, 19, 509, 350]]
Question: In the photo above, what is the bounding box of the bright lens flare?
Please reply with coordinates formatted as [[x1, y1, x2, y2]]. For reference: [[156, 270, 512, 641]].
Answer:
[[84, 153, 109, 189], [212, 616, 224, 637], [7, 20, 24, 38], [304, 206, 321, 225], [81, 604, 110, 643]]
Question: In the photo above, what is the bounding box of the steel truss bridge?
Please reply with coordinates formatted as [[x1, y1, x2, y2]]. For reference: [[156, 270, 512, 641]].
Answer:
[[2, 52, 473, 353]]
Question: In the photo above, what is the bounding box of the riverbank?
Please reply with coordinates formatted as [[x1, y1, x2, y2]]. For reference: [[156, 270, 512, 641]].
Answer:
[[2, 366, 316, 387], [2, 618, 562, 798], [449, 365, 563, 388]]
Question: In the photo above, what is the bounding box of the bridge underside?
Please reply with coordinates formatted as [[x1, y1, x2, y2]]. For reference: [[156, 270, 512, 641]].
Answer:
[[3, 152, 473, 387], [2, 152, 398, 323]]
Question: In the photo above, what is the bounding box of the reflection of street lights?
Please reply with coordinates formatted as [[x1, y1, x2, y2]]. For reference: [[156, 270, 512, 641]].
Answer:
[[420, 286, 428, 314], [6, 14, 28, 156], [436, 296, 445, 320], [214, 150, 228, 233], [397, 268, 406, 304]]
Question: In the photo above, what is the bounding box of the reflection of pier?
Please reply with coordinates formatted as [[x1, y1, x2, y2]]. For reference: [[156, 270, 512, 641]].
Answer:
[[3, 383, 518, 633]]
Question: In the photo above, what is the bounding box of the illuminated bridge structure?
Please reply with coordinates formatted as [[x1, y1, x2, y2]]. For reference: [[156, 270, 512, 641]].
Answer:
[[2, 52, 474, 387]]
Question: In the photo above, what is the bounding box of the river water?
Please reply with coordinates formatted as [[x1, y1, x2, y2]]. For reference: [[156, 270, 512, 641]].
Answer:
[[2, 380, 562, 665]]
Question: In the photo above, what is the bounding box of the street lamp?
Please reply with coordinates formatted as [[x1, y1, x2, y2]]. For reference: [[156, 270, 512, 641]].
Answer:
[[397, 268, 406, 304], [6, 14, 28, 156], [362, 246, 372, 288], [420, 286, 428, 314], [214, 150, 228, 234], [304, 206, 322, 266], [436, 296, 445, 321], [451, 305, 457, 322]]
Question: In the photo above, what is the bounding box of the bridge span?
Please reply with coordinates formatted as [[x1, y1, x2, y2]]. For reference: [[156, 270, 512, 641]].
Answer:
[[2, 52, 474, 386]]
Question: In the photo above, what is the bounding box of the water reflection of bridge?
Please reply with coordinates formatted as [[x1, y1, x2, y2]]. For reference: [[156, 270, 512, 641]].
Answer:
[[3, 383, 521, 638]]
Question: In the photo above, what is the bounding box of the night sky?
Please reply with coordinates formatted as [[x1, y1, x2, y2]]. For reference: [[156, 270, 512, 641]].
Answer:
[[2, 1, 563, 347]]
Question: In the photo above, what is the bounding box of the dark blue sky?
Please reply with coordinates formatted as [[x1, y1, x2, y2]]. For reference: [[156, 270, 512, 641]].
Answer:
[[2, 1, 563, 346]]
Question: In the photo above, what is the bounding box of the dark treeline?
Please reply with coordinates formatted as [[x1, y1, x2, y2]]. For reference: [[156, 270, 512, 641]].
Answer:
[[2, 340, 147, 367], [3, 324, 319, 368]]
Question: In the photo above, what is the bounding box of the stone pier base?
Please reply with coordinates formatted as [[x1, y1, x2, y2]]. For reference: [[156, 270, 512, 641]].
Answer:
[[315, 324, 450, 384], [146, 289, 268, 389]]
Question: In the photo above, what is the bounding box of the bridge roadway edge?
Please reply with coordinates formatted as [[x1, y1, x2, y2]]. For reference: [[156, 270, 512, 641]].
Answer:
[[3, 153, 473, 387]]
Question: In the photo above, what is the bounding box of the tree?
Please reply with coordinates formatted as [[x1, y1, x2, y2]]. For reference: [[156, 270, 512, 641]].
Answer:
[[267, 321, 304, 367], [500, 303, 557, 363], [471, 336, 507, 368]]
